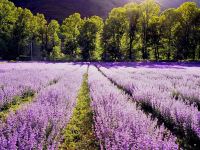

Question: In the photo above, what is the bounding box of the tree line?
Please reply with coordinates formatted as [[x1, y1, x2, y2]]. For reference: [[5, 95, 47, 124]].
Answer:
[[0, 0, 200, 61]]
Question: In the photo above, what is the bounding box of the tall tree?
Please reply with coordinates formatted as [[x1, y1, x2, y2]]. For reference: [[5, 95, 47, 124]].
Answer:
[[11, 8, 34, 58], [0, 0, 17, 59], [124, 3, 140, 60], [160, 8, 180, 60], [139, 0, 160, 59], [47, 20, 61, 55], [148, 16, 162, 61], [61, 13, 82, 58], [78, 16, 103, 61], [31, 14, 47, 58], [175, 2, 200, 60], [102, 7, 128, 61]]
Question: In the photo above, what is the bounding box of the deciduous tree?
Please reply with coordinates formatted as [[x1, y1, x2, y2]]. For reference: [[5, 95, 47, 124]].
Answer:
[[124, 3, 140, 60], [175, 2, 200, 60], [79, 16, 103, 61], [102, 7, 128, 61], [61, 13, 82, 58], [160, 8, 179, 60], [139, 0, 160, 59]]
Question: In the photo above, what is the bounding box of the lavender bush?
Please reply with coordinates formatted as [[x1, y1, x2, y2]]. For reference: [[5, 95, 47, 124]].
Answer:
[[0, 63, 82, 110], [88, 66, 178, 150], [1, 62, 199, 149], [98, 63, 200, 140], [0, 63, 87, 149]]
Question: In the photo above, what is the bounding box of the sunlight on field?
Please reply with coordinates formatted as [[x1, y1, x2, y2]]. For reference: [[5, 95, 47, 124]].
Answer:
[[0, 0, 200, 149], [0, 62, 200, 149]]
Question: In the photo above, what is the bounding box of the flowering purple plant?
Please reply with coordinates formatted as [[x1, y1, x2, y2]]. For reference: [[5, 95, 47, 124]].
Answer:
[[98, 63, 200, 139], [88, 66, 178, 149], [0, 63, 87, 149]]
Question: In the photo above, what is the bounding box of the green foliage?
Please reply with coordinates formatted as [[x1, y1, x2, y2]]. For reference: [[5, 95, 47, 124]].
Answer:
[[148, 16, 163, 61], [0, 0, 17, 58], [175, 2, 200, 60], [60, 74, 99, 150], [78, 16, 103, 61], [48, 20, 64, 60], [0, 0, 17, 36], [160, 8, 179, 60], [0, 0, 199, 61], [124, 3, 140, 60], [11, 8, 34, 56], [50, 46, 63, 60], [102, 7, 128, 61], [61, 13, 83, 58], [139, 0, 161, 60], [33, 14, 47, 50], [47, 20, 60, 52]]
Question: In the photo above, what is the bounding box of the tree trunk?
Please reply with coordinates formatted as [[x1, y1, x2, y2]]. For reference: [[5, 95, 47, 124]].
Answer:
[[129, 37, 133, 60], [142, 46, 145, 59], [141, 23, 146, 60], [154, 45, 158, 61], [17, 44, 20, 58], [103, 50, 107, 61], [116, 37, 121, 61], [167, 38, 171, 60], [41, 33, 45, 51], [45, 27, 48, 53], [157, 46, 159, 61], [199, 48, 200, 60], [198, 46, 200, 60], [142, 35, 147, 59], [192, 49, 196, 60]]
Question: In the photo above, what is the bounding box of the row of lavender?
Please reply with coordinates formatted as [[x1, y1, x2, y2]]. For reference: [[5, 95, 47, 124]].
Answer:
[[1, 62, 199, 149], [0, 63, 87, 149], [0, 63, 81, 110], [98, 63, 200, 140], [102, 63, 200, 107], [88, 66, 178, 149]]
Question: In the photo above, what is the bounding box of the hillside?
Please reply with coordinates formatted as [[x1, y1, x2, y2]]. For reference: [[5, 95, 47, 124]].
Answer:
[[10, 0, 200, 21]]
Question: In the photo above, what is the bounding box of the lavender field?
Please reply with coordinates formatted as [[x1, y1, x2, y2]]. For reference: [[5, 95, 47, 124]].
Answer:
[[0, 62, 200, 150]]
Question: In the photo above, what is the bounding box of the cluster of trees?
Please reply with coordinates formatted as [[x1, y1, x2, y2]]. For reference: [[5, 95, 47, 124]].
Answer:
[[0, 0, 200, 61], [102, 0, 200, 61]]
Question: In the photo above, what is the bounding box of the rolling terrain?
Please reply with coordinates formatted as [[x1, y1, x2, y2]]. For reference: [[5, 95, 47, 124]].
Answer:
[[10, 0, 200, 21]]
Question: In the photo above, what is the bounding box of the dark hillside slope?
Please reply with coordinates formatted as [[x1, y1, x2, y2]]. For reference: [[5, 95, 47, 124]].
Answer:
[[10, 0, 199, 21]]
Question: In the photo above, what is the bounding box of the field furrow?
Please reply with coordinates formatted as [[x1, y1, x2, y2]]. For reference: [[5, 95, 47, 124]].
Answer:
[[0, 62, 200, 149], [89, 66, 178, 149], [0, 63, 83, 114], [97, 64, 200, 149], [60, 70, 99, 149], [0, 64, 87, 149]]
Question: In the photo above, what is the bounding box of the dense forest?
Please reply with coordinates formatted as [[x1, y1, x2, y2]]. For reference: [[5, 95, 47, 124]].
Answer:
[[0, 0, 200, 61]]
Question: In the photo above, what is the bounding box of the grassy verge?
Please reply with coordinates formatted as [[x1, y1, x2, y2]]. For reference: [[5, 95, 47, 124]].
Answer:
[[0, 78, 60, 121], [0, 91, 35, 121], [60, 73, 99, 150]]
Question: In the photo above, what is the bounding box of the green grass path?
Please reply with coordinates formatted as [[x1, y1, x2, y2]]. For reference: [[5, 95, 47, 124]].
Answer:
[[60, 73, 99, 150]]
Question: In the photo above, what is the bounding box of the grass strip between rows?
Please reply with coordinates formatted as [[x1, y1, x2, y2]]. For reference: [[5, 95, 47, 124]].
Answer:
[[96, 65, 200, 150], [0, 78, 60, 121], [60, 73, 99, 150], [0, 90, 35, 121], [172, 91, 200, 111]]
